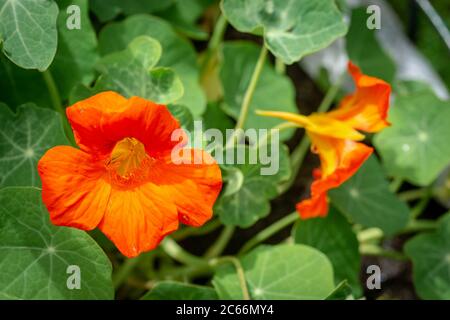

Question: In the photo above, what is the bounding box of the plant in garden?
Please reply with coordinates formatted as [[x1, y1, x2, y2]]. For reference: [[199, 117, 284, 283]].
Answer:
[[1, 0, 450, 301]]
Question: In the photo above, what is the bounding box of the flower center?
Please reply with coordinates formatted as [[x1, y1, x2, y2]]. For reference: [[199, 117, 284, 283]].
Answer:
[[107, 137, 150, 181]]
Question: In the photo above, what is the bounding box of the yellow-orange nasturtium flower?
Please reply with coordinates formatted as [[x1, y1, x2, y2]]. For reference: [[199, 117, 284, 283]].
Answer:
[[38, 92, 222, 257], [257, 62, 391, 219]]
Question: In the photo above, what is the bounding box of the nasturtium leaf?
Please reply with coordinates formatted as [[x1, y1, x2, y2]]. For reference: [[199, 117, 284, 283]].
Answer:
[[0, 0, 58, 70], [203, 102, 235, 136], [329, 156, 410, 235], [157, 0, 215, 40], [0, 55, 51, 108], [405, 214, 450, 300], [214, 144, 291, 228], [346, 7, 395, 82], [94, 36, 183, 105], [0, 103, 69, 188], [141, 281, 218, 300], [50, 0, 99, 99], [90, 0, 174, 23], [167, 104, 194, 131], [293, 207, 362, 296], [221, 0, 348, 64], [220, 41, 297, 141], [0, 187, 114, 299], [374, 90, 450, 186], [326, 280, 353, 300], [213, 244, 335, 299], [98, 15, 206, 116]]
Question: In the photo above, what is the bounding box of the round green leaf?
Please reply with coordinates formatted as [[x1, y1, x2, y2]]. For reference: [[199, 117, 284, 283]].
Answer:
[[94, 36, 183, 104], [0, 0, 58, 70], [0, 187, 114, 299], [141, 281, 218, 300], [405, 214, 450, 300], [0, 103, 69, 188], [220, 41, 297, 141], [212, 244, 335, 299], [329, 156, 410, 235], [214, 144, 291, 228], [293, 207, 362, 296], [374, 89, 450, 186], [98, 14, 206, 116], [90, 0, 174, 22], [221, 0, 347, 64]]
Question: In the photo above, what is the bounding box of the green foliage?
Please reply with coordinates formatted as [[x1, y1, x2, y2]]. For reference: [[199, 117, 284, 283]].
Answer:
[[0, 0, 58, 70], [329, 156, 410, 235], [405, 214, 450, 299], [375, 88, 450, 186], [0, 187, 114, 299], [221, 0, 347, 64], [95, 36, 184, 104], [293, 208, 362, 296], [98, 15, 206, 116], [213, 244, 335, 299], [220, 41, 297, 140], [214, 144, 291, 227], [0, 103, 69, 187], [142, 281, 218, 300]]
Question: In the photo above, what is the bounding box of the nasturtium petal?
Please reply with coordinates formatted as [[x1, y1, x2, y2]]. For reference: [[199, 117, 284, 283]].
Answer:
[[0, 0, 58, 70], [212, 244, 335, 299], [0, 103, 69, 188], [293, 207, 362, 297], [329, 156, 410, 235], [0, 187, 114, 299], [221, 0, 348, 64], [220, 41, 297, 141], [141, 281, 218, 300], [94, 36, 184, 104], [98, 15, 206, 116], [405, 214, 450, 300], [214, 144, 291, 228], [374, 88, 450, 186]]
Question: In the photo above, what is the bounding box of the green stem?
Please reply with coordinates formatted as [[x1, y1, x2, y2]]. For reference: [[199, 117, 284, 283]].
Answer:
[[398, 188, 428, 202], [357, 228, 384, 243], [210, 256, 250, 300], [389, 177, 404, 192], [411, 190, 432, 219], [317, 74, 345, 113], [42, 70, 64, 115], [359, 244, 408, 261], [41, 69, 75, 144], [160, 237, 208, 268], [239, 211, 298, 255], [275, 57, 285, 74], [234, 45, 268, 131], [204, 225, 235, 259], [112, 255, 144, 289], [172, 219, 222, 241], [400, 219, 437, 234], [200, 14, 227, 77]]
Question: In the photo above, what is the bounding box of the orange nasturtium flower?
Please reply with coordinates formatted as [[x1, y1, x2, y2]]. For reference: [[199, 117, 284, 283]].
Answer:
[[38, 92, 222, 257], [257, 62, 391, 219]]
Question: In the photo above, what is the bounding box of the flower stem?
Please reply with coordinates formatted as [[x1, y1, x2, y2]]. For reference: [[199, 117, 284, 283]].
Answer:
[[359, 244, 408, 261], [172, 219, 222, 241], [160, 237, 208, 268], [200, 14, 227, 78], [275, 57, 285, 74], [204, 225, 235, 259], [239, 211, 298, 255], [389, 177, 404, 192], [235, 45, 268, 131], [210, 256, 250, 300], [398, 188, 428, 202], [112, 255, 144, 289], [400, 219, 437, 234], [41, 69, 75, 144]]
